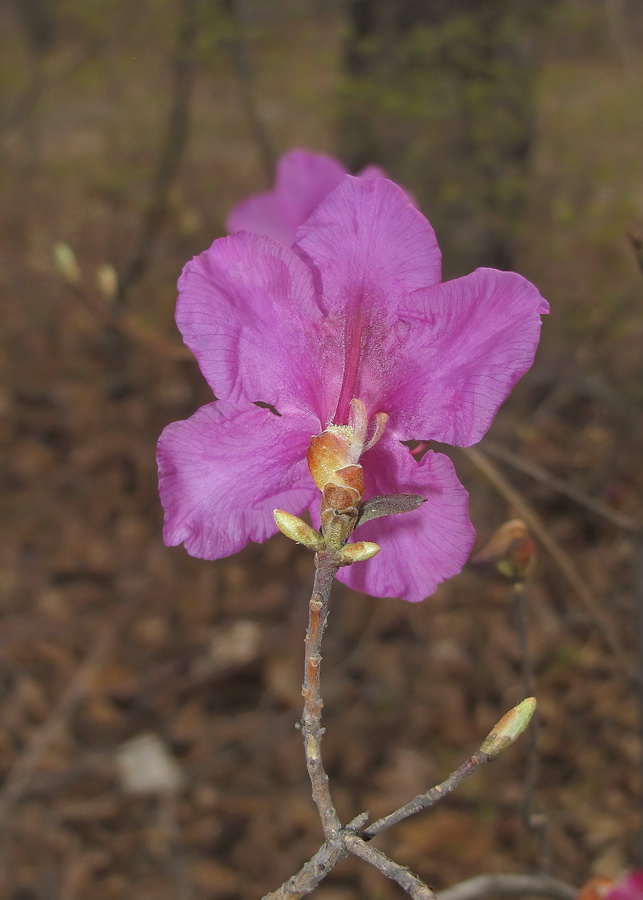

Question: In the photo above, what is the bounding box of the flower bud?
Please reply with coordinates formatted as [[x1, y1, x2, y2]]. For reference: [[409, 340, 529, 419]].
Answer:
[[273, 510, 324, 551], [480, 697, 537, 760], [53, 242, 82, 286], [97, 263, 119, 301], [338, 541, 380, 566], [472, 519, 536, 582], [576, 877, 614, 900]]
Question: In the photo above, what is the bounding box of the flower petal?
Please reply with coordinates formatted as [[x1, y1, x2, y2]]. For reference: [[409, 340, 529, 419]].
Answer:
[[227, 149, 347, 245], [226, 191, 289, 244], [158, 401, 318, 559], [293, 176, 441, 423], [333, 436, 474, 602], [607, 872, 643, 900], [176, 232, 324, 419], [389, 268, 549, 444], [295, 176, 441, 314]]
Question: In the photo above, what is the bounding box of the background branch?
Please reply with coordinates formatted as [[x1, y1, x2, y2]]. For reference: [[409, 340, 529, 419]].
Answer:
[[118, 0, 201, 302]]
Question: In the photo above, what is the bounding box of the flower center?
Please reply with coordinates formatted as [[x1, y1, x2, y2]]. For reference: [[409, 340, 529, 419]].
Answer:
[[334, 304, 366, 424]]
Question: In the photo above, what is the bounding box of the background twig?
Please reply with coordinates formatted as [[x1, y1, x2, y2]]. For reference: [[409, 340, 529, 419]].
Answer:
[[436, 873, 577, 900], [118, 0, 201, 301]]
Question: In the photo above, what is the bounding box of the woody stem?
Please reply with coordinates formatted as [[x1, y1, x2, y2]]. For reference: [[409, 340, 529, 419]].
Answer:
[[301, 550, 342, 841]]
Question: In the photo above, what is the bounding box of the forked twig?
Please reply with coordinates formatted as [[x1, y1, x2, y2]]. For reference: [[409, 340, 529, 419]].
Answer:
[[264, 554, 546, 898]]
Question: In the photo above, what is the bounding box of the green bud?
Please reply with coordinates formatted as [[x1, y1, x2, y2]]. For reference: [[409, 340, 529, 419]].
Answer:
[[273, 510, 324, 551], [480, 697, 537, 760], [53, 243, 82, 286], [338, 541, 380, 565]]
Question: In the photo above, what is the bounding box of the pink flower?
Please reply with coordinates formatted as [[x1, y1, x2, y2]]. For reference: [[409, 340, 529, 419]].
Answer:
[[226, 148, 385, 245], [605, 871, 643, 900], [158, 174, 548, 602]]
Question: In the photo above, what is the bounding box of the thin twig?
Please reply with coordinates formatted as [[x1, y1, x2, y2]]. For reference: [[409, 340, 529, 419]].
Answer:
[[634, 534, 643, 865], [462, 446, 631, 672], [436, 873, 577, 900], [220, 0, 275, 183], [63, 279, 192, 361], [344, 834, 436, 899], [0, 597, 138, 827], [363, 750, 488, 839], [118, 0, 200, 301], [482, 440, 640, 534], [512, 583, 548, 866], [301, 551, 341, 841], [261, 842, 345, 900]]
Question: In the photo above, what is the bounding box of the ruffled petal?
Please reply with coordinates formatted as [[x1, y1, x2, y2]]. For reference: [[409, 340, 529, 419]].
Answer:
[[293, 176, 442, 423], [295, 176, 441, 314], [176, 232, 325, 419], [388, 268, 549, 444], [332, 436, 474, 602], [227, 149, 347, 245], [157, 401, 318, 559]]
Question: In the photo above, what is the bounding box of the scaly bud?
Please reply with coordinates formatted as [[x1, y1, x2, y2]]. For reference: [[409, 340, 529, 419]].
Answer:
[[480, 697, 537, 760], [576, 877, 614, 900], [307, 400, 390, 550], [338, 541, 380, 566], [273, 510, 324, 551]]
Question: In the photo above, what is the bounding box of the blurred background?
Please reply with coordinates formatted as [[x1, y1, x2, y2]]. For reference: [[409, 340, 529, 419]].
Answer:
[[1, 0, 643, 897]]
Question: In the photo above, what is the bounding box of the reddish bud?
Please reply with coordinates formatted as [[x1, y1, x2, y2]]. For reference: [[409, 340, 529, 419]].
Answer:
[[472, 519, 536, 582], [576, 877, 614, 900]]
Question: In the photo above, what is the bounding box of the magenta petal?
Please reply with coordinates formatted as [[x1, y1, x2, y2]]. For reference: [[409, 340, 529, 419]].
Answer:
[[226, 192, 291, 244], [295, 176, 441, 315], [227, 149, 347, 245], [293, 176, 442, 423], [334, 436, 474, 602], [391, 268, 549, 445], [157, 401, 318, 559], [177, 232, 324, 418], [357, 164, 387, 180], [607, 872, 643, 900]]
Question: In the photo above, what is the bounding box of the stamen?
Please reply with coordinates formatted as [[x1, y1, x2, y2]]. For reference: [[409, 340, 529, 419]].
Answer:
[[363, 412, 389, 452], [348, 399, 368, 448]]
